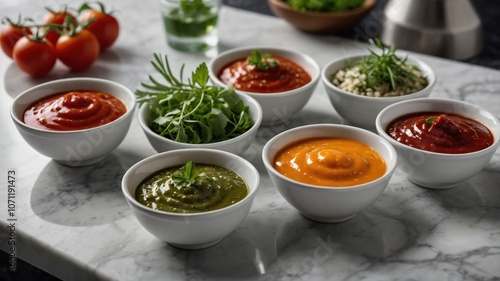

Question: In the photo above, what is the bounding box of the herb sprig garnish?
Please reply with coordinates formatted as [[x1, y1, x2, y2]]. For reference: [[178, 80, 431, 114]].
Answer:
[[135, 53, 254, 144], [425, 116, 437, 126], [171, 161, 208, 188], [247, 49, 278, 71], [357, 38, 428, 91]]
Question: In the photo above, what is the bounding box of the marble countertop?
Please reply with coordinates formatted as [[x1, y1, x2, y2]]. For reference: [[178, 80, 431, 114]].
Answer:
[[1, 1, 500, 280]]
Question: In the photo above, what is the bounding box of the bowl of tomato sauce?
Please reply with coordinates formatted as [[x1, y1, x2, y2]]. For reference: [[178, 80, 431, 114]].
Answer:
[[208, 46, 320, 126], [10, 77, 136, 167], [262, 124, 398, 223], [376, 97, 500, 189]]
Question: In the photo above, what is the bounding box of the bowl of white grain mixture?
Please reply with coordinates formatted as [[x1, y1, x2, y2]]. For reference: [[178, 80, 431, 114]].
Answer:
[[321, 39, 436, 130]]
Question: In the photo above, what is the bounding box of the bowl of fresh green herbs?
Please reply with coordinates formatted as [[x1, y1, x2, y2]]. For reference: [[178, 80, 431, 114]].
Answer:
[[267, 0, 376, 33], [321, 39, 436, 130], [136, 53, 262, 155]]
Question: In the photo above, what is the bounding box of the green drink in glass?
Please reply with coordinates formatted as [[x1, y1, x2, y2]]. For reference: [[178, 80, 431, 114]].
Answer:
[[160, 0, 220, 52]]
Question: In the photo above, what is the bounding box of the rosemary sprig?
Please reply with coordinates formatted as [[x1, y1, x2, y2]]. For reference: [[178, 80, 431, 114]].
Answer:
[[357, 38, 429, 91], [135, 53, 254, 144]]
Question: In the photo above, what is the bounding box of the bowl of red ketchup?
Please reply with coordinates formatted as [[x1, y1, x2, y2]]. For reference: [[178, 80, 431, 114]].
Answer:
[[10, 78, 136, 167], [376, 97, 500, 189], [208, 46, 320, 126]]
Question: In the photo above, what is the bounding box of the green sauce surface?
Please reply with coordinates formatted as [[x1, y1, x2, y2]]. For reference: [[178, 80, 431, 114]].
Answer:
[[136, 164, 248, 213]]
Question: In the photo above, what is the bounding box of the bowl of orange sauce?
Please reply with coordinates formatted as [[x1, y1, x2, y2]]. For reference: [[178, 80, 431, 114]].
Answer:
[[10, 77, 136, 167], [208, 46, 320, 126], [262, 124, 397, 223], [376, 97, 500, 189]]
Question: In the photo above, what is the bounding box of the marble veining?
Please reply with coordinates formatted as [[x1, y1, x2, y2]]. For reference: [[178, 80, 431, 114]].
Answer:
[[1, 0, 500, 280]]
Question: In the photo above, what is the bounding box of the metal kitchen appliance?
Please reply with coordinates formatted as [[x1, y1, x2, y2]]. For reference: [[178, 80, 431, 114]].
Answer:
[[380, 0, 483, 60]]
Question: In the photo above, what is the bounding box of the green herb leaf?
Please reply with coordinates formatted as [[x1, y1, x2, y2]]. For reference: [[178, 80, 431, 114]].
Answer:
[[171, 161, 208, 188], [356, 38, 429, 91], [192, 62, 209, 88], [247, 49, 278, 71], [426, 116, 437, 126], [135, 53, 254, 144]]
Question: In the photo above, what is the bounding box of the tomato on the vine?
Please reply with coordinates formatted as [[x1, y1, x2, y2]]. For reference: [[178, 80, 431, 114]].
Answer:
[[79, 3, 119, 51], [42, 9, 77, 46], [0, 23, 32, 59], [13, 36, 56, 77], [56, 29, 99, 71]]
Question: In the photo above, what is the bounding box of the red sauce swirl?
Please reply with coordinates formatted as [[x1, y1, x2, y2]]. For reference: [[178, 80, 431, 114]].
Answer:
[[24, 91, 126, 131], [217, 55, 311, 93], [386, 112, 494, 154]]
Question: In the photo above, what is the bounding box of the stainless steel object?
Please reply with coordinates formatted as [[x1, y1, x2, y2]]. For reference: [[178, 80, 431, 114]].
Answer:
[[380, 0, 483, 60]]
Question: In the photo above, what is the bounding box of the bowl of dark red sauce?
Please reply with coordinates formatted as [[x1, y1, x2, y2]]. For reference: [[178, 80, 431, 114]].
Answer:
[[208, 46, 320, 126], [10, 77, 136, 167], [376, 97, 500, 189]]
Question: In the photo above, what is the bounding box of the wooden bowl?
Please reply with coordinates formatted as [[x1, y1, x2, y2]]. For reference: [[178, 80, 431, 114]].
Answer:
[[267, 0, 377, 34]]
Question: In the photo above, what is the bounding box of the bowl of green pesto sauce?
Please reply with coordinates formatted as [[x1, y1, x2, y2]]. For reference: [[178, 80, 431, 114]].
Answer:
[[122, 148, 260, 249]]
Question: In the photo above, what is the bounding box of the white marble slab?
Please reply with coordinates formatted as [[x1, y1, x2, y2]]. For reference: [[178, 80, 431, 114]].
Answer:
[[1, 0, 500, 280]]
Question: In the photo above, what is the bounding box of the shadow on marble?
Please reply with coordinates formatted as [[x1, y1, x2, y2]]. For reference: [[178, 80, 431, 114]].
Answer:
[[429, 181, 488, 210], [474, 167, 500, 199], [431, 173, 500, 216], [376, 177, 488, 227], [97, 209, 286, 280], [290, 106, 343, 127], [30, 151, 137, 227], [253, 108, 343, 144], [458, 79, 500, 120], [180, 228, 263, 279], [273, 211, 385, 276], [422, 180, 498, 230]]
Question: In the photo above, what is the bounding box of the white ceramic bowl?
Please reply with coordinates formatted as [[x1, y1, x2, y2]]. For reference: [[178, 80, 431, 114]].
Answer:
[[10, 78, 136, 167], [208, 46, 320, 126], [138, 92, 262, 156], [376, 97, 500, 189], [322, 54, 436, 130], [262, 124, 397, 223], [122, 148, 260, 249]]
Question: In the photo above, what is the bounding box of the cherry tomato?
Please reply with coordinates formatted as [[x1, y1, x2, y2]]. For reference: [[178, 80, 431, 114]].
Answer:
[[1, 24, 32, 59], [42, 10, 77, 46], [80, 8, 119, 51], [12, 37, 56, 77], [56, 29, 99, 71]]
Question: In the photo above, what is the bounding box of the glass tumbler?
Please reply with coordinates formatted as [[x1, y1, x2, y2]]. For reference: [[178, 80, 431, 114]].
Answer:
[[159, 0, 221, 52]]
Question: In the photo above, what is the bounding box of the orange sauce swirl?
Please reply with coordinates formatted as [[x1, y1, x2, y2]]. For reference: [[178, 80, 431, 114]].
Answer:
[[273, 137, 386, 187]]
